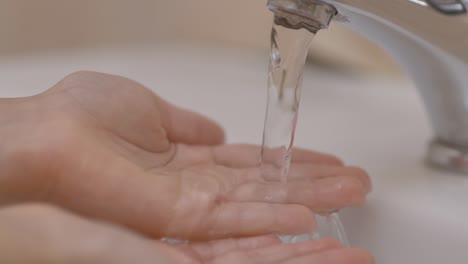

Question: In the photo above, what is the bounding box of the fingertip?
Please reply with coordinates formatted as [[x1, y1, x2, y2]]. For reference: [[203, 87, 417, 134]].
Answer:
[[202, 117, 226, 145], [158, 97, 225, 146], [180, 109, 225, 145], [345, 166, 372, 193], [336, 177, 368, 208]]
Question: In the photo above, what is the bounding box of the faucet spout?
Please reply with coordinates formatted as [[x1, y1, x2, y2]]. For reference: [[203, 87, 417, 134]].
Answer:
[[267, 0, 337, 33], [267, 0, 468, 173]]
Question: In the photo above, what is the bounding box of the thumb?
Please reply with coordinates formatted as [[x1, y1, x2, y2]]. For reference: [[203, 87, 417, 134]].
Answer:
[[157, 97, 225, 145]]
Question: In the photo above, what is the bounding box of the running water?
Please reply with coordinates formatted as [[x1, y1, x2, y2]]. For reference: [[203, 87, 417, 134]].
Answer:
[[260, 19, 349, 245]]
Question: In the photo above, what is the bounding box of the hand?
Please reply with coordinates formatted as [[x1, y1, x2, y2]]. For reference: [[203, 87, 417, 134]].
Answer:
[[0, 71, 371, 240], [0, 203, 374, 264]]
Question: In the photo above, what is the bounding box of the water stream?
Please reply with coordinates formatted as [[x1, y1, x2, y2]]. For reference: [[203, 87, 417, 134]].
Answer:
[[260, 19, 349, 245]]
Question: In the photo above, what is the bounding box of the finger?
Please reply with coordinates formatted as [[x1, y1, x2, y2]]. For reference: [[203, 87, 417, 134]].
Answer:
[[183, 236, 281, 261], [157, 97, 225, 145], [270, 165, 371, 192], [240, 238, 342, 263], [284, 248, 375, 264], [167, 144, 343, 169], [229, 176, 368, 213], [237, 165, 371, 194], [211, 144, 343, 167], [191, 203, 315, 240]]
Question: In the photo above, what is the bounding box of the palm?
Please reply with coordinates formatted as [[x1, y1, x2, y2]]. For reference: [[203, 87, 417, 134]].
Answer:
[[15, 71, 369, 241]]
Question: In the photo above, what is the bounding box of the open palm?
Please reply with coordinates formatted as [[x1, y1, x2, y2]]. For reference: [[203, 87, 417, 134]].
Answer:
[[2, 71, 370, 241]]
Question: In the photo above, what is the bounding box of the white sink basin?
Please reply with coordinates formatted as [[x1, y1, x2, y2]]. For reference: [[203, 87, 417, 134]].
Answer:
[[1, 44, 467, 263]]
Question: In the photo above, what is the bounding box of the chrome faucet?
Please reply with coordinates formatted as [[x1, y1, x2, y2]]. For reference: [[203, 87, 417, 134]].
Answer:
[[267, 0, 468, 174]]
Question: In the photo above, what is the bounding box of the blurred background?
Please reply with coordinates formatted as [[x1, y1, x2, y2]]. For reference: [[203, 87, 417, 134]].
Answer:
[[0, 0, 402, 76]]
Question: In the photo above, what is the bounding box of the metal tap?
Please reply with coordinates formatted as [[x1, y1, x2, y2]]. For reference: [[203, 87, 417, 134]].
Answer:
[[267, 0, 468, 173]]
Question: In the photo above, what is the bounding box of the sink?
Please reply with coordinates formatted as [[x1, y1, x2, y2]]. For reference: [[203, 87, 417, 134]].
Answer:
[[0, 44, 467, 263]]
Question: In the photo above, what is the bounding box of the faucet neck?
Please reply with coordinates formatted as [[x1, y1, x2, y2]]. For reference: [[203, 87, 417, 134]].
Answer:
[[267, 0, 468, 173]]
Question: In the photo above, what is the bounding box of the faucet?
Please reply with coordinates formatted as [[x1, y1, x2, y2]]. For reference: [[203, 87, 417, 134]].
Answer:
[[267, 0, 468, 174]]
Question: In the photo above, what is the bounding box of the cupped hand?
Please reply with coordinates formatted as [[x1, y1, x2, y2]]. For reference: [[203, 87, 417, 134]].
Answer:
[[0, 71, 371, 240], [0, 203, 374, 264]]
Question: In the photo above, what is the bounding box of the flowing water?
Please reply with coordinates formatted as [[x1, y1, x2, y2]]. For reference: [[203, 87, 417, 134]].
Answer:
[[260, 20, 349, 245]]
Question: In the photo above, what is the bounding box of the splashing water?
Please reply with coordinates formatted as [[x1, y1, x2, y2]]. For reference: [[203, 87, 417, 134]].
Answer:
[[260, 20, 349, 245]]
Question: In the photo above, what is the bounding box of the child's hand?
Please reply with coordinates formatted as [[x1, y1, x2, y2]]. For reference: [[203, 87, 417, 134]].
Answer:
[[0, 71, 371, 240], [0, 203, 374, 264]]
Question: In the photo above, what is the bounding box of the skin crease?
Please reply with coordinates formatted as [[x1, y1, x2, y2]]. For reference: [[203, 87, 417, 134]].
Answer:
[[0, 71, 374, 263]]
